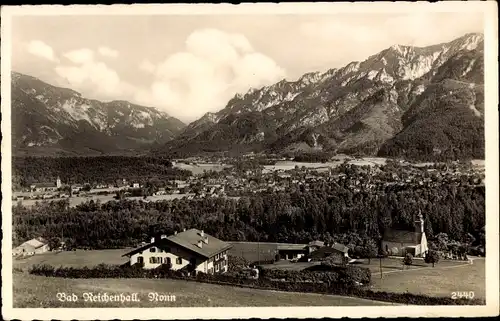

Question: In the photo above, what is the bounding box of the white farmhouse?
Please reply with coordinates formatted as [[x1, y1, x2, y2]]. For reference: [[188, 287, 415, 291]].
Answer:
[[123, 229, 232, 274], [13, 237, 50, 256]]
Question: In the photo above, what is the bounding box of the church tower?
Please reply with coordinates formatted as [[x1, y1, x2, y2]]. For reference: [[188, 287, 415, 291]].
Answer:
[[414, 211, 424, 234]]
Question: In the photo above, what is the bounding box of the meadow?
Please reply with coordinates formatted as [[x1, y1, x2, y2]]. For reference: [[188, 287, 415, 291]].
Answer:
[[261, 257, 486, 300], [369, 258, 486, 300], [14, 193, 195, 208], [11, 250, 485, 307], [12, 273, 394, 308], [13, 249, 131, 270]]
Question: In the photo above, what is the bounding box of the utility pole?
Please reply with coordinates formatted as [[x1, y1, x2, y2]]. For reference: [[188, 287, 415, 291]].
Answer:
[[379, 255, 383, 279], [258, 237, 260, 263]]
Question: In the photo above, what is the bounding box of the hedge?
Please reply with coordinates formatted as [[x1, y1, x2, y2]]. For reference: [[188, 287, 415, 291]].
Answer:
[[28, 264, 484, 305]]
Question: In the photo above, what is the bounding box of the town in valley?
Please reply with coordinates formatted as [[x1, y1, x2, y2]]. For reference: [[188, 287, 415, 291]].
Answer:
[[4, 6, 492, 311]]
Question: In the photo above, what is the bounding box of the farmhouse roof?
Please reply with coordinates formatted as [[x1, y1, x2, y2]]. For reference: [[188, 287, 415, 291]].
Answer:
[[276, 243, 308, 251], [309, 244, 348, 259], [16, 237, 47, 250], [123, 229, 232, 259], [331, 243, 349, 253], [383, 229, 423, 244], [307, 240, 325, 247]]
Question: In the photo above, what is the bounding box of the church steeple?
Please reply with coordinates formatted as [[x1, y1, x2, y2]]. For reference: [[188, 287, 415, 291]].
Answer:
[[414, 210, 424, 234]]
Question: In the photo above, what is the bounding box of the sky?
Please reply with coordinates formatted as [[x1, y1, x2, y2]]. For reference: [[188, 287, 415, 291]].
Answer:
[[10, 11, 484, 123]]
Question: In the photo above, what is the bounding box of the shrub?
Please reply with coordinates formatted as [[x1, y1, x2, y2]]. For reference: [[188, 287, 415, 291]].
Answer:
[[403, 253, 413, 267], [227, 255, 249, 272], [425, 250, 440, 267]]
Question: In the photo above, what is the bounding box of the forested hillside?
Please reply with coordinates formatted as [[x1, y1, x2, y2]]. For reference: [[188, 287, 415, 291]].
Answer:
[[13, 175, 484, 250]]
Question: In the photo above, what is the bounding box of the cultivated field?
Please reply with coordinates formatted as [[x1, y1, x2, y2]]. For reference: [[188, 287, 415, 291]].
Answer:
[[12, 273, 394, 308]]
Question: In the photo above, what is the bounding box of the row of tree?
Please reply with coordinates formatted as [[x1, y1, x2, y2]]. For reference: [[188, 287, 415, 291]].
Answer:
[[13, 180, 485, 251], [12, 156, 191, 188]]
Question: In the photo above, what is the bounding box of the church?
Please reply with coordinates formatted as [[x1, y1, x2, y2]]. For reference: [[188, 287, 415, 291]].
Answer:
[[381, 213, 429, 257]]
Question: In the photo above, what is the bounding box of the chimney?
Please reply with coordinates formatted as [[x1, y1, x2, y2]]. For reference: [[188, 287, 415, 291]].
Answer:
[[151, 237, 155, 243], [174, 231, 177, 235], [183, 228, 186, 232], [197, 240, 203, 248], [200, 230, 204, 237]]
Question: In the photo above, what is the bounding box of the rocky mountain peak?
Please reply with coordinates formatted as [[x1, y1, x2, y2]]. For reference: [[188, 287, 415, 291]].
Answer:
[[163, 32, 484, 160]]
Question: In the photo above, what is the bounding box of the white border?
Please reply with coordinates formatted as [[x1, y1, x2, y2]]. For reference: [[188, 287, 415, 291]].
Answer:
[[1, 2, 499, 320]]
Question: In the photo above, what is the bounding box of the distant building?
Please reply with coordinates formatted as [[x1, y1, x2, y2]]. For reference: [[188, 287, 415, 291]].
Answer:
[[30, 177, 62, 192], [123, 229, 232, 274], [13, 237, 50, 256], [309, 243, 350, 264], [276, 244, 308, 260], [381, 213, 428, 257], [306, 240, 325, 254]]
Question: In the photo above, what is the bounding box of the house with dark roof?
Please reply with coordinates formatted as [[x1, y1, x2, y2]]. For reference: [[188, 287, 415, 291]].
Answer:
[[309, 243, 350, 264], [381, 213, 428, 257], [306, 240, 325, 254], [123, 229, 232, 274], [276, 243, 308, 260]]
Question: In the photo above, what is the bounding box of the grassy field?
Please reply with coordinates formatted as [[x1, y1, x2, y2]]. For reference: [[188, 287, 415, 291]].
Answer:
[[12, 250, 485, 306], [369, 258, 486, 300], [13, 249, 131, 271], [16, 193, 195, 208], [12, 273, 394, 308], [261, 257, 485, 300]]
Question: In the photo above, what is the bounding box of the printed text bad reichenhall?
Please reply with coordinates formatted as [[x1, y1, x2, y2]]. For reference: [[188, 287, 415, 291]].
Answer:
[[57, 292, 176, 303]]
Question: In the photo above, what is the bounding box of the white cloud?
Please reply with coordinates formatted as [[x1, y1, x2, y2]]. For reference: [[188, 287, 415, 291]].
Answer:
[[98, 46, 119, 58], [26, 40, 57, 62], [139, 59, 156, 73], [64, 48, 94, 64], [134, 28, 285, 122], [297, 13, 484, 67], [55, 50, 133, 100]]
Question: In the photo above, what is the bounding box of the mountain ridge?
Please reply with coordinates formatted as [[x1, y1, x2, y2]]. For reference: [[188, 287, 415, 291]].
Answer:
[[11, 71, 186, 156], [159, 32, 484, 161]]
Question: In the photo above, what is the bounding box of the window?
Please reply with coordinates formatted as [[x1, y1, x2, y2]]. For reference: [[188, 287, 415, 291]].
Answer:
[[215, 264, 219, 272], [137, 256, 144, 264], [150, 257, 162, 264], [150, 247, 156, 253], [176, 257, 182, 265]]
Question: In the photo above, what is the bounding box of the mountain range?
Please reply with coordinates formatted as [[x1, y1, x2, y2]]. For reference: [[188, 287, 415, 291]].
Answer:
[[11, 33, 485, 160], [11, 72, 185, 156], [160, 32, 485, 161]]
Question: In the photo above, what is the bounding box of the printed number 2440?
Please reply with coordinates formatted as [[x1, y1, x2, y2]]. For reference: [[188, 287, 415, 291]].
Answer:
[[451, 291, 475, 299]]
